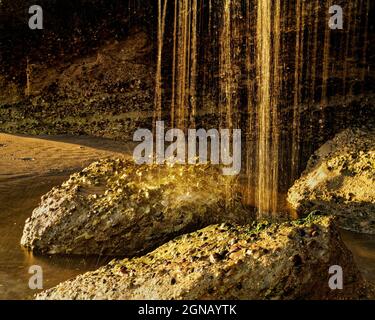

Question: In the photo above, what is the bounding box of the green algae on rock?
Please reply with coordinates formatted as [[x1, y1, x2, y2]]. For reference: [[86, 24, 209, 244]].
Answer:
[[288, 128, 375, 234], [21, 159, 251, 256], [35, 216, 373, 300]]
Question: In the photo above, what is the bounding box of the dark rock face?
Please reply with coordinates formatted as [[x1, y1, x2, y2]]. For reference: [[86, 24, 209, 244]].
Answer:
[[0, 0, 156, 138], [288, 128, 375, 234], [0, 30, 155, 139], [0, 0, 155, 88], [35, 215, 374, 300], [21, 159, 251, 256]]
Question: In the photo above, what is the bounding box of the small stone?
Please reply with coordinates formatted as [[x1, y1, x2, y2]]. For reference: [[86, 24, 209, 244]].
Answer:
[[311, 230, 318, 237], [229, 244, 241, 253], [229, 250, 243, 260], [209, 253, 222, 264]]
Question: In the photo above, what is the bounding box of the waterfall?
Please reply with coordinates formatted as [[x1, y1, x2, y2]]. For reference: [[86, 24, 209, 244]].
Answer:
[[154, 0, 168, 122], [255, 0, 280, 216], [168, 0, 199, 129], [153, 0, 370, 218]]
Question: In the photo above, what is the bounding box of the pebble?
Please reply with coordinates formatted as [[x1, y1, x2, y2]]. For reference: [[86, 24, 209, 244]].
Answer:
[[209, 253, 222, 264], [229, 250, 243, 260]]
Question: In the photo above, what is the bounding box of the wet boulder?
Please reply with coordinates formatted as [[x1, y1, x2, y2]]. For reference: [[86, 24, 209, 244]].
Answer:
[[36, 215, 373, 300], [21, 159, 250, 255], [288, 128, 375, 234]]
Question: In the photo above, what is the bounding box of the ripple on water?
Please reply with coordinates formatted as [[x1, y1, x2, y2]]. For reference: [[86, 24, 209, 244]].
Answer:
[[0, 134, 131, 299]]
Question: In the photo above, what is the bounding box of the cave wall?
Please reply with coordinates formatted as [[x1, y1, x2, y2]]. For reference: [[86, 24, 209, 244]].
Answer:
[[0, 0, 374, 191], [0, 0, 156, 86], [0, 0, 157, 136]]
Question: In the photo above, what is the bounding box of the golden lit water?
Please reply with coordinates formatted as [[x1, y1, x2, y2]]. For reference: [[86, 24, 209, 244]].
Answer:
[[0, 174, 114, 299], [154, 0, 370, 218], [0, 134, 132, 299]]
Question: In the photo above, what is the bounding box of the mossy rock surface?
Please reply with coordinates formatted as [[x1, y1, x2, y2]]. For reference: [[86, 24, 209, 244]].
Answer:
[[288, 128, 375, 234], [36, 215, 373, 300], [21, 159, 250, 255]]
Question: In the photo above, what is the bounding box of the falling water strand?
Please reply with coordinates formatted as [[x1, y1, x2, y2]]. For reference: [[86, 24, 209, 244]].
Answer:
[[154, 0, 168, 124], [310, 0, 320, 104], [176, 0, 187, 129], [171, 0, 178, 127], [304, 1, 318, 159], [190, 0, 198, 127], [271, 0, 281, 215], [219, 0, 233, 130], [349, 0, 360, 96], [361, 0, 369, 91], [322, 0, 334, 102], [186, 1, 192, 126], [170, 0, 199, 129], [343, 1, 354, 96], [291, 0, 305, 182], [319, 0, 332, 138], [245, 0, 256, 208], [256, 0, 273, 216]]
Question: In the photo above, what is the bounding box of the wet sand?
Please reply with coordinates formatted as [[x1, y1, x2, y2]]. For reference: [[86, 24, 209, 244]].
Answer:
[[0, 133, 374, 299]]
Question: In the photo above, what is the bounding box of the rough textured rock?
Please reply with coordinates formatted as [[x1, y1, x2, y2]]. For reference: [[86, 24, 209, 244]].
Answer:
[[36, 215, 373, 300], [0, 76, 23, 105], [21, 159, 251, 256], [288, 128, 375, 234], [0, 30, 154, 140]]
